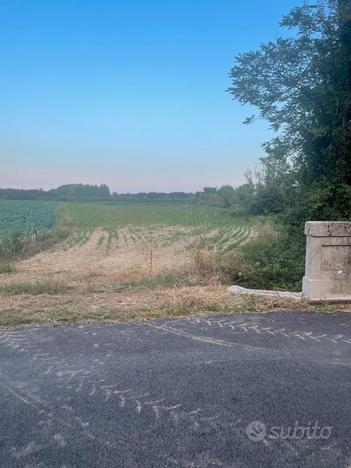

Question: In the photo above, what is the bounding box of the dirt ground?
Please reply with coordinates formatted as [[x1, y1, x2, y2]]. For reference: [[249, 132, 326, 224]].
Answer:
[[0, 226, 346, 326], [8, 226, 198, 284]]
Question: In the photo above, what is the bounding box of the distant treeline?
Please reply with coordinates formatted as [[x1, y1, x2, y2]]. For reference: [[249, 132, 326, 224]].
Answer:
[[111, 192, 194, 203], [0, 184, 111, 201], [0, 182, 275, 214], [193, 171, 281, 217], [0, 184, 194, 203]]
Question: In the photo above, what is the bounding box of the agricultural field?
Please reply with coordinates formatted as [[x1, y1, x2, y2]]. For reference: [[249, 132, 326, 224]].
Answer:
[[0, 200, 58, 235], [0, 200, 59, 256], [44, 202, 254, 281], [0, 201, 275, 326], [64, 202, 242, 228], [0, 201, 254, 280]]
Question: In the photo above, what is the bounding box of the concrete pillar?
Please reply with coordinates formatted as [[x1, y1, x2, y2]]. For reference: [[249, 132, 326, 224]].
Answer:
[[303, 221, 351, 303]]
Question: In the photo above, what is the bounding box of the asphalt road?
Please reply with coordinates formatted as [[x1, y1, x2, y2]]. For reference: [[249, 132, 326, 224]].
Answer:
[[1, 311, 351, 467]]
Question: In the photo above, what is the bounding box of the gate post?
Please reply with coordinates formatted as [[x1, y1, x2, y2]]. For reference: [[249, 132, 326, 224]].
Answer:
[[302, 221, 351, 303]]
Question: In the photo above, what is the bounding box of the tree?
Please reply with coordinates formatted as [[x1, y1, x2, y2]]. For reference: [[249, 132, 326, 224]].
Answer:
[[228, 0, 351, 222], [218, 185, 236, 207]]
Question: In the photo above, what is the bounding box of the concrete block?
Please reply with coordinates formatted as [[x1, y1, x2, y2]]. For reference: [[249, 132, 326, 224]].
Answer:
[[303, 221, 351, 303]]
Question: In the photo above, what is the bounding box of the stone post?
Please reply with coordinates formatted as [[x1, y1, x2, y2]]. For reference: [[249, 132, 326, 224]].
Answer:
[[303, 221, 351, 303]]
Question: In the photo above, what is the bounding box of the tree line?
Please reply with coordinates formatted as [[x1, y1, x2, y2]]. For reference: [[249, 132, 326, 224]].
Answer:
[[0, 180, 282, 213], [0, 184, 195, 203], [193, 169, 284, 216], [0, 184, 111, 201]]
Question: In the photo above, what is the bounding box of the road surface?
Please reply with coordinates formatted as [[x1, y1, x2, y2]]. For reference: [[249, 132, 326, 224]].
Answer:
[[1, 311, 351, 467]]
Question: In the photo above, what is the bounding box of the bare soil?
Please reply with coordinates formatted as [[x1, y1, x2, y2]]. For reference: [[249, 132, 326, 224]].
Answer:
[[1, 226, 344, 326], [6, 226, 198, 285]]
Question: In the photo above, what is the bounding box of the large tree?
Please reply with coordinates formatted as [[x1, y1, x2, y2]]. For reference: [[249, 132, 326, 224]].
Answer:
[[228, 0, 351, 221]]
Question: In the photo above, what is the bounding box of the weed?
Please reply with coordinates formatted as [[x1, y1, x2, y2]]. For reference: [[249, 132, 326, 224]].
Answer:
[[109, 273, 195, 291], [0, 280, 69, 295], [0, 263, 15, 274]]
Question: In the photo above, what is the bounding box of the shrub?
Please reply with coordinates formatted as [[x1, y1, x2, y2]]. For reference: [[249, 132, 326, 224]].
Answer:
[[219, 224, 305, 292]]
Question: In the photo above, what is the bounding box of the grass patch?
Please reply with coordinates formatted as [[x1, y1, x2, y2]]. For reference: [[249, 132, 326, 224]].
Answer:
[[216, 221, 305, 292], [310, 301, 340, 313], [118, 273, 193, 289], [0, 282, 347, 327], [86, 273, 198, 293], [0, 280, 69, 295], [28, 227, 70, 254], [0, 263, 15, 274], [63, 202, 250, 229]]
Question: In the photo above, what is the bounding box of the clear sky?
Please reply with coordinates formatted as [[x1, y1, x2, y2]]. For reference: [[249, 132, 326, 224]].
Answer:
[[0, 0, 299, 193]]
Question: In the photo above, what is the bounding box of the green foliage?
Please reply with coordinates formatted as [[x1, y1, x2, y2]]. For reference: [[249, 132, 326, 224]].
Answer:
[[194, 174, 291, 218], [111, 192, 194, 203], [220, 1, 351, 290], [228, 0, 351, 223], [0, 200, 58, 235], [110, 273, 194, 291], [0, 185, 194, 203], [194, 187, 225, 208], [63, 202, 241, 229], [220, 224, 305, 291], [0, 200, 59, 256], [52, 183, 110, 200], [217, 185, 236, 208], [194, 183, 256, 214], [0, 280, 68, 295], [0, 263, 15, 274], [249, 184, 287, 216]]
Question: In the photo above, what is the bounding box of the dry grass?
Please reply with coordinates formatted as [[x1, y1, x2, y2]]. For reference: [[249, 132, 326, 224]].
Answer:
[[0, 284, 311, 327], [0, 279, 69, 296], [0, 276, 349, 327]]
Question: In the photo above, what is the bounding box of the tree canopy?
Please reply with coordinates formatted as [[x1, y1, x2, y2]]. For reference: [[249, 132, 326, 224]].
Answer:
[[228, 0, 351, 222]]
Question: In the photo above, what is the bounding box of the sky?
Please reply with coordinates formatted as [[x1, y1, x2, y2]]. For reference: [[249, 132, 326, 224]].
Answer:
[[0, 0, 299, 193]]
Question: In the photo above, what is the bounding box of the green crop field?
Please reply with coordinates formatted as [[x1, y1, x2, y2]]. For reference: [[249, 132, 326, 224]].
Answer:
[[0, 200, 59, 256], [0, 200, 254, 258], [0, 200, 58, 236], [59, 202, 253, 253], [63, 202, 245, 229]]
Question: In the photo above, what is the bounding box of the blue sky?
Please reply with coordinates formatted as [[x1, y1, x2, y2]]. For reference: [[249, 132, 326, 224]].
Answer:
[[0, 0, 299, 192]]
